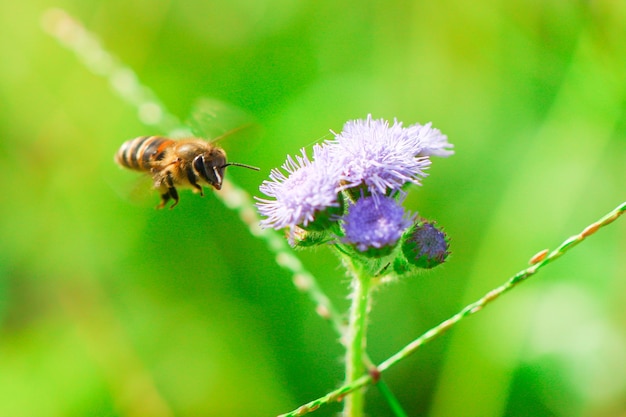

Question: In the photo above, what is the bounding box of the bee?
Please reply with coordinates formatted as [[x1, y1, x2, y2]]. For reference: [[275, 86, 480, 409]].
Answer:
[[115, 136, 259, 209]]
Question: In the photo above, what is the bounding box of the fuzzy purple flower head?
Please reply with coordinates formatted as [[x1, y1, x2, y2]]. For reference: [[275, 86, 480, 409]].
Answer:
[[405, 122, 454, 158], [328, 115, 433, 196], [256, 144, 341, 231]]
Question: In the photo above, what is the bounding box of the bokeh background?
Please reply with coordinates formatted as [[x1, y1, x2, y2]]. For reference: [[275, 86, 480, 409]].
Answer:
[[0, 1, 625, 416]]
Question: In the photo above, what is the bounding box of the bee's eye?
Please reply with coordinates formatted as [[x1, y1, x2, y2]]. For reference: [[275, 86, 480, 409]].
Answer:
[[194, 155, 222, 189], [193, 154, 205, 176]]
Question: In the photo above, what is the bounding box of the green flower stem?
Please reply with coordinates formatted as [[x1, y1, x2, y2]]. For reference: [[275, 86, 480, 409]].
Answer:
[[277, 200, 626, 417], [376, 379, 409, 417], [343, 257, 373, 417]]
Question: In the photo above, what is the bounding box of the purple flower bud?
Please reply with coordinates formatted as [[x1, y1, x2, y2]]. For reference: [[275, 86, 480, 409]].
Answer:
[[342, 195, 414, 253], [402, 221, 450, 269]]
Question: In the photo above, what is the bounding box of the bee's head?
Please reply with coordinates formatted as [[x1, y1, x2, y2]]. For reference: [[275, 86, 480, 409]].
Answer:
[[194, 149, 259, 191], [194, 149, 226, 190]]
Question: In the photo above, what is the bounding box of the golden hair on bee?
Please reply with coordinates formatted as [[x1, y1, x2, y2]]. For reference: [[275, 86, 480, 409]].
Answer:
[[115, 136, 259, 209]]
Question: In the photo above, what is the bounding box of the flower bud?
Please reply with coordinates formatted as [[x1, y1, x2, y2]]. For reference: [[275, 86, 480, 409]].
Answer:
[[401, 220, 449, 269], [341, 195, 414, 256]]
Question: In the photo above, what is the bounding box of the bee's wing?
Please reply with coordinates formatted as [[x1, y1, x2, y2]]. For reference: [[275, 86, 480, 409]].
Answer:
[[187, 97, 257, 142], [108, 167, 157, 207]]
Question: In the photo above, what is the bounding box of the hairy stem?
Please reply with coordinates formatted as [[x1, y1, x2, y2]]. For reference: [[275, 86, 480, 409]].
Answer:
[[343, 259, 373, 417]]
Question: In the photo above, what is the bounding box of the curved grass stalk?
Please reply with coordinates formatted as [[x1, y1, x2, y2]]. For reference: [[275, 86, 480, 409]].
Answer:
[[217, 180, 346, 336], [41, 8, 345, 335], [277, 201, 625, 417], [41, 9, 186, 136]]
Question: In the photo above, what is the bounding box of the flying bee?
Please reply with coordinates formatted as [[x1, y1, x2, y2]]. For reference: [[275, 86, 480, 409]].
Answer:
[[115, 136, 259, 209]]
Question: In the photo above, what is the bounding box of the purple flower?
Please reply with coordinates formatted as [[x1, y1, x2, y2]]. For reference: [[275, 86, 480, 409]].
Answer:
[[342, 195, 414, 252], [256, 115, 452, 239], [404, 122, 454, 157], [255, 144, 341, 231], [327, 115, 432, 195]]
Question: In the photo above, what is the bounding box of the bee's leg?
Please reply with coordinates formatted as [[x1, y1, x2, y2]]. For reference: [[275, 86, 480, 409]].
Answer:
[[155, 180, 172, 209], [168, 187, 179, 209], [156, 191, 171, 210], [165, 172, 179, 209], [186, 166, 204, 196]]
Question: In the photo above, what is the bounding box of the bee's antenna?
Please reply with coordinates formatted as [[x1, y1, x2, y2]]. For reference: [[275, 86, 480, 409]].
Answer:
[[222, 162, 260, 171]]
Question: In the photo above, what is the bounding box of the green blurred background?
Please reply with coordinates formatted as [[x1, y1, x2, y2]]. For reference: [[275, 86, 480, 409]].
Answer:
[[0, 0, 625, 416]]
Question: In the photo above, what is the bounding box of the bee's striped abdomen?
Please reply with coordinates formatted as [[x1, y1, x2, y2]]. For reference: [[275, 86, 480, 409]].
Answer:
[[115, 136, 174, 171]]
